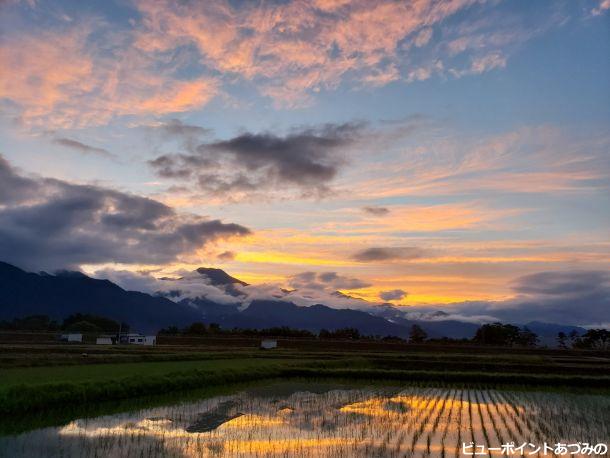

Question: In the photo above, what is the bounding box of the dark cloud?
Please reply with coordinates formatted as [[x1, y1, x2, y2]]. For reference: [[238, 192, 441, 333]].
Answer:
[[512, 271, 609, 297], [362, 206, 390, 216], [204, 126, 348, 186], [353, 247, 425, 262], [289, 271, 371, 291], [148, 122, 365, 199], [503, 270, 610, 325], [53, 138, 114, 158], [148, 154, 201, 179], [148, 119, 211, 153], [217, 251, 236, 261], [197, 173, 258, 194], [318, 272, 338, 283], [0, 155, 40, 204], [153, 119, 210, 139], [0, 154, 251, 271], [431, 270, 610, 327], [292, 272, 316, 283], [331, 277, 370, 290], [380, 289, 407, 301]]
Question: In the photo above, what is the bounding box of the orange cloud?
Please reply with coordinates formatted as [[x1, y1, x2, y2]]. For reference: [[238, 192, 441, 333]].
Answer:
[[3, 0, 561, 124], [132, 0, 482, 107], [0, 23, 218, 129], [0, 28, 94, 128], [321, 202, 517, 234]]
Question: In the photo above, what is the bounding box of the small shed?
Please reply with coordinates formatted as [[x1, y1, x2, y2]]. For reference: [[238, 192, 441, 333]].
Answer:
[[260, 339, 277, 350], [60, 333, 82, 343], [143, 335, 156, 346], [96, 336, 114, 345], [119, 333, 156, 345]]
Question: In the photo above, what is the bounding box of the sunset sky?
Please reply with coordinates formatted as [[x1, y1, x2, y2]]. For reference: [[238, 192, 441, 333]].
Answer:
[[1, 0, 609, 325]]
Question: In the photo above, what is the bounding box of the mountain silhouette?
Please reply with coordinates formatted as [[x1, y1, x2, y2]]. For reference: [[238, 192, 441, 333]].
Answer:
[[0, 261, 586, 340], [0, 261, 202, 333]]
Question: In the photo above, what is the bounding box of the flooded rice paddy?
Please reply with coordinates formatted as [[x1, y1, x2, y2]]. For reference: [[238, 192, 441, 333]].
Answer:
[[1, 382, 608, 457]]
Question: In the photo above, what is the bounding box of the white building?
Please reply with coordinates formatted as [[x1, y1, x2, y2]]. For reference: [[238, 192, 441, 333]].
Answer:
[[96, 336, 114, 345], [119, 333, 156, 345], [260, 339, 277, 349], [60, 333, 82, 343], [142, 335, 156, 345]]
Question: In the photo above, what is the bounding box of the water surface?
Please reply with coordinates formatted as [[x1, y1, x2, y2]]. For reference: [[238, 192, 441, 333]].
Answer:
[[1, 382, 608, 457]]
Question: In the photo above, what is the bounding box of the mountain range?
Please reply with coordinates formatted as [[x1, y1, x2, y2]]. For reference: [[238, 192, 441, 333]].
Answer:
[[0, 261, 584, 343]]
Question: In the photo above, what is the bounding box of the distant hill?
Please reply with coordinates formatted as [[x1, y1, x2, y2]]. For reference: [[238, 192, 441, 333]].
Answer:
[[178, 296, 241, 321], [220, 300, 412, 337], [0, 261, 203, 333], [0, 261, 587, 342], [369, 304, 480, 339]]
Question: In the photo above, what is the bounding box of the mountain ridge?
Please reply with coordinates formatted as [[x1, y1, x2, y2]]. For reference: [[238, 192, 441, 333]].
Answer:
[[0, 261, 586, 341]]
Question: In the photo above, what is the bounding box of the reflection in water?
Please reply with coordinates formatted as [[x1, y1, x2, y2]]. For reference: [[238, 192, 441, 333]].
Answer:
[[1, 384, 608, 457]]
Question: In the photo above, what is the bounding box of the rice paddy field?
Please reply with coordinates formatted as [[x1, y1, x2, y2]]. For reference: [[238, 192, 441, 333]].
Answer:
[[1, 343, 609, 457], [1, 382, 608, 458]]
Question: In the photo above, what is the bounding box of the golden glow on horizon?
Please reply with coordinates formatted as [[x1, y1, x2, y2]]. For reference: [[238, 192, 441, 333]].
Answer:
[[0, 0, 607, 327], [234, 251, 355, 267]]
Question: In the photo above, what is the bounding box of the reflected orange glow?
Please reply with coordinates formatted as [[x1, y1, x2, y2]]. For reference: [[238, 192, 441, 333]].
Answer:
[[219, 414, 284, 429], [46, 387, 577, 457]]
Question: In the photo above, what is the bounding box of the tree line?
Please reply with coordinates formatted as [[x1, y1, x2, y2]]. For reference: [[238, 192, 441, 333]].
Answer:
[[557, 329, 609, 350], [2, 314, 608, 349], [0, 314, 129, 334], [413, 322, 608, 350], [159, 323, 315, 338], [159, 321, 610, 349]]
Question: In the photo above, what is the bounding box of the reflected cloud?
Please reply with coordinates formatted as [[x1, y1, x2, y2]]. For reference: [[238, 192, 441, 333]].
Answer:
[[4, 384, 603, 457]]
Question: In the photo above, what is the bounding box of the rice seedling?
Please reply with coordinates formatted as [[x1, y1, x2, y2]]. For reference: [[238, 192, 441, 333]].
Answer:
[[0, 382, 608, 457]]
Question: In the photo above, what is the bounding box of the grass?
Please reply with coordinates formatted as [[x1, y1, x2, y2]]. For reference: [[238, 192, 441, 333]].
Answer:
[[1, 361, 608, 418], [0, 362, 312, 415], [3, 338, 608, 368], [0, 343, 608, 420], [288, 367, 610, 389], [0, 358, 293, 387], [0, 357, 355, 415]]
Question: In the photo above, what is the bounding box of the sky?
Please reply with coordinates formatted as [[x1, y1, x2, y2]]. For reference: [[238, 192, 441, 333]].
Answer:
[[1, 0, 609, 326]]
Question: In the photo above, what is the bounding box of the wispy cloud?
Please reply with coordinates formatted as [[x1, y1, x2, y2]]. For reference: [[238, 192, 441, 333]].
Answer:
[[1, 0, 570, 127], [362, 206, 390, 217], [326, 202, 519, 233], [0, 20, 218, 129], [348, 126, 610, 199], [352, 247, 426, 262], [53, 138, 114, 159], [147, 119, 211, 140], [132, 0, 494, 106]]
